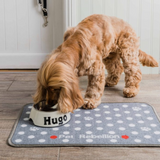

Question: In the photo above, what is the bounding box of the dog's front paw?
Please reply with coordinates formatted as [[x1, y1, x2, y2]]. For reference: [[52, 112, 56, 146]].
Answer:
[[82, 99, 98, 109], [123, 87, 139, 98], [60, 107, 73, 114]]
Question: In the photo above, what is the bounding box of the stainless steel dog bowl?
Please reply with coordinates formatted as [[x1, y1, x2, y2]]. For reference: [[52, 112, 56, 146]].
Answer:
[[29, 101, 71, 127]]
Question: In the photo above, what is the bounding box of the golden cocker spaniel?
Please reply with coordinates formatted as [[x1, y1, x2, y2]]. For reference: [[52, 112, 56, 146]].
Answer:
[[33, 14, 158, 113]]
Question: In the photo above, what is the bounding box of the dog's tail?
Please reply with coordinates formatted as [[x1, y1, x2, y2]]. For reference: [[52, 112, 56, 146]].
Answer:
[[139, 50, 158, 67]]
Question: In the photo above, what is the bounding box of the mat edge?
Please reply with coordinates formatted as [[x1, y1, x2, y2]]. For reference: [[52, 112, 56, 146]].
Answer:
[[7, 103, 33, 147]]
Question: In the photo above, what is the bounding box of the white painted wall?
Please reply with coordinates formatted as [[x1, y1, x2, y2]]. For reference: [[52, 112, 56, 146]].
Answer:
[[75, 0, 160, 74], [0, 0, 64, 69]]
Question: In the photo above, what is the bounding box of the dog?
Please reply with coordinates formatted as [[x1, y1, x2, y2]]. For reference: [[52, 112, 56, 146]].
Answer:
[[33, 14, 158, 113]]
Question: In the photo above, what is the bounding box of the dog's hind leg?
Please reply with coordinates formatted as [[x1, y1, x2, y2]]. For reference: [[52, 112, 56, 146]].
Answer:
[[103, 52, 123, 87], [119, 32, 142, 98], [82, 61, 105, 109]]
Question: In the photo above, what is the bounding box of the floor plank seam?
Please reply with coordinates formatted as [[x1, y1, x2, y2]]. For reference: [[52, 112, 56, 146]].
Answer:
[[7, 80, 14, 91], [57, 147, 61, 160]]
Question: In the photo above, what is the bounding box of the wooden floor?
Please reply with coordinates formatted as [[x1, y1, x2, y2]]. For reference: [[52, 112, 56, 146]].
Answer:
[[0, 72, 160, 160]]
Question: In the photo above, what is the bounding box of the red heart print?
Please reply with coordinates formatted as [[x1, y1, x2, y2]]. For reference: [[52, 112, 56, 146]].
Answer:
[[50, 135, 57, 139], [121, 135, 129, 139]]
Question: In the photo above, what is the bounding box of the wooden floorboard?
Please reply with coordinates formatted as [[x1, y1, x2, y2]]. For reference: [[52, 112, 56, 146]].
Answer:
[[0, 81, 13, 90], [59, 147, 160, 160], [8, 81, 36, 91], [0, 72, 160, 160], [0, 104, 25, 120]]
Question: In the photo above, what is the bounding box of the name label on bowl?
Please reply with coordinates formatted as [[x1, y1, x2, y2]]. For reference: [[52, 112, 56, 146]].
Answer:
[[44, 115, 67, 126]]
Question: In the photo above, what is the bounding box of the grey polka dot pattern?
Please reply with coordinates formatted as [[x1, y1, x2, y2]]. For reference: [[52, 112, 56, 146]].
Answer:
[[8, 103, 160, 146]]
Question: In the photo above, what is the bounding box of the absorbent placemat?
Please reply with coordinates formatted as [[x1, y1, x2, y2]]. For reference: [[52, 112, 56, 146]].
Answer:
[[8, 103, 160, 147]]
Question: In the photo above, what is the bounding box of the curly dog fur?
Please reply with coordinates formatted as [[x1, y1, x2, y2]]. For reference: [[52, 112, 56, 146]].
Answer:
[[33, 14, 158, 113]]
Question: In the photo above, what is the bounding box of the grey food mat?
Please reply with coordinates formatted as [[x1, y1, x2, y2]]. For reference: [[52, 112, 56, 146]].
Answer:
[[8, 103, 160, 147]]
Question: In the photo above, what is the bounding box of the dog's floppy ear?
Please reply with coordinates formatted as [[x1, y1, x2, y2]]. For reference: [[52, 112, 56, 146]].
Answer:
[[33, 57, 50, 104], [33, 79, 46, 104], [58, 64, 84, 113]]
